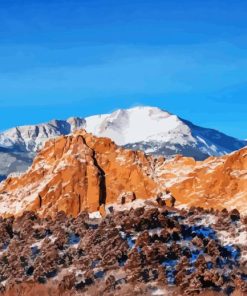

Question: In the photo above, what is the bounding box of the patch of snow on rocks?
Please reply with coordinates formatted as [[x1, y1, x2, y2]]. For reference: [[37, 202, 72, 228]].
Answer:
[[89, 211, 102, 219]]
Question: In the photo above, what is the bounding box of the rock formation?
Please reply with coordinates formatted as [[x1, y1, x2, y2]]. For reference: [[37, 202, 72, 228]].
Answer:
[[166, 148, 247, 212], [0, 130, 160, 217], [0, 130, 246, 218]]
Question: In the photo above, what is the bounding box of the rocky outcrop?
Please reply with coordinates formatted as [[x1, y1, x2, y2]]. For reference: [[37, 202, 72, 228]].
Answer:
[[165, 148, 247, 212], [0, 130, 160, 217], [0, 130, 246, 217]]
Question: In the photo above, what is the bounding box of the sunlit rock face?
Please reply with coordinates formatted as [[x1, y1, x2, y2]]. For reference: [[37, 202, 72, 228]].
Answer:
[[167, 147, 247, 213], [0, 130, 246, 218], [0, 130, 160, 218]]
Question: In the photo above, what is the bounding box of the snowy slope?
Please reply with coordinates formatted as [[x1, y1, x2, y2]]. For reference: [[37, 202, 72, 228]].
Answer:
[[0, 117, 85, 152], [85, 107, 186, 145], [0, 147, 33, 181], [0, 106, 246, 179], [0, 118, 85, 179], [84, 106, 246, 159]]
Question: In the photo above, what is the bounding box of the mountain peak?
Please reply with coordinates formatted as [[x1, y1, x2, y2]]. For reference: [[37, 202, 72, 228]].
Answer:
[[0, 105, 246, 180], [125, 105, 164, 111], [116, 105, 173, 116], [84, 105, 180, 146]]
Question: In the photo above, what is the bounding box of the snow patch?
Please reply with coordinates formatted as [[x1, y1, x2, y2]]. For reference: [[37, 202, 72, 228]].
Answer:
[[89, 211, 102, 219]]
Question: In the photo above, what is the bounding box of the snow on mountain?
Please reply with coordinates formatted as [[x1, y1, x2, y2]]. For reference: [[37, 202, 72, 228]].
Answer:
[[0, 118, 86, 152], [84, 106, 246, 159], [85, 107, 185, 145], [0, 118, 85, 180], [0, 147, 33, 181], [0, 106, 246, 179]]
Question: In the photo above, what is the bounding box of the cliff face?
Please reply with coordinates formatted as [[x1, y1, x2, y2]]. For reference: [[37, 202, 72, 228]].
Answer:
[[0, 130, 160, 217], [167, 148, 247, 212], [0, 130, 246, 217]]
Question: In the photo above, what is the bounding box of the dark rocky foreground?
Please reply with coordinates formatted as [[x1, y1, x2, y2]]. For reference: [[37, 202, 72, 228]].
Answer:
[[0, 203, 247, 296]]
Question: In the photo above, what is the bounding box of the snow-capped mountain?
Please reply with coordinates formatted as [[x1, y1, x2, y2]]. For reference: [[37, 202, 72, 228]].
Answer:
[[84, 106, 246, 159], [0, 106, 246, 179], [0, 117, 85, 152], [0, 118, 85, 180]]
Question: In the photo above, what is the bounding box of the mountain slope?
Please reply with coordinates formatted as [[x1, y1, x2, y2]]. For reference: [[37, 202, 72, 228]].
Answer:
[[0, 147, 33, 180], [0, 117, 85, 152], [0, 106, 246, 179], [0, 118, 85, 179], [84, 106, 246, 160]]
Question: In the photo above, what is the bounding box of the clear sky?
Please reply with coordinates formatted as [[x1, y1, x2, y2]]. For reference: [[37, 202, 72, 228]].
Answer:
[[0, 0, 246, 139]]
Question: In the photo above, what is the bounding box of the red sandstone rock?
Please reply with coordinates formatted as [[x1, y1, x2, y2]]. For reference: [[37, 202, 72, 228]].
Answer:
[[0, 130, 246, 218]]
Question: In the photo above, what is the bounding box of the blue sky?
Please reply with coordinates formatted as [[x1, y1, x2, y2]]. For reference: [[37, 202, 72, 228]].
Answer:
[[0, 0, 246, 138]]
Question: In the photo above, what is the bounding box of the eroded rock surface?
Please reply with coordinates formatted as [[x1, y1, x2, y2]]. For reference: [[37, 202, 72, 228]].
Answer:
[[0, 130, 160, 217], [0, 130, 246, 218]]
